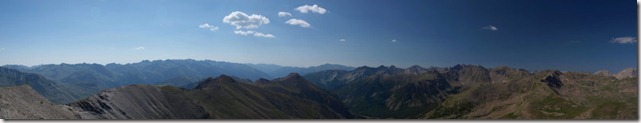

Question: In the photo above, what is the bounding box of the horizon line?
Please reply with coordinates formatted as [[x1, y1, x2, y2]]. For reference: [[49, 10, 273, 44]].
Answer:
[[1, 58, 636, 73]]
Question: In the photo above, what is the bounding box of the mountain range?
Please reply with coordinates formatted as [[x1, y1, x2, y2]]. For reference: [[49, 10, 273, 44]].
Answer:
[[2, 59, 354, 103], [304, 64, 638, 119], [0, 60, 636, 119]]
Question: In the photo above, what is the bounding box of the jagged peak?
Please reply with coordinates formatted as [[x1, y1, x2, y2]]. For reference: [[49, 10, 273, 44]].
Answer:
[[551, 70, 563, 76], [355, 66, 371, 70]]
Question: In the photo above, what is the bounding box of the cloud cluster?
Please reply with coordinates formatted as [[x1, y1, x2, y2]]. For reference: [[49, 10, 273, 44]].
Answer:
[[223, 11, 270, 29], [285, 19, 311, 28], [278, 12, 292, 17], [203, 5, 329, 38], [482, 25, 498, 31], [392, 39, 397, 43], [610, 37, 637, 44], [198, 23, 219, 31], [295, 4, 327, 14]]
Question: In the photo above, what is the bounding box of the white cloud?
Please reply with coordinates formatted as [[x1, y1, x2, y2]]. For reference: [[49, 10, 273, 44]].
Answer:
[[339, 39, 347, 42], [198, 23, 219, 31], [234, 30, 255, 35], [223, 11, 270, 29], [610, 37, 637, 44], [253, 32, 276, 38], [234, 30, 275, 38], [295, 4, 327, 14], [482, 25, 498, 31], [392, 39, 397, 43], [278, 11, 292, 17], [134, 46, 145, 50], [285, 19, 311, 28]]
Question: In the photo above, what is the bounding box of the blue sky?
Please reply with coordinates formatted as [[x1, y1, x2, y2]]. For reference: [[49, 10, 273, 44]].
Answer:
[[0, 0, 636, 72]]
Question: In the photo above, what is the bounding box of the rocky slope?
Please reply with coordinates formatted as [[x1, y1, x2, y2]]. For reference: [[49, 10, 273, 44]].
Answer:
[[0, 67, 81, 104], [67, 74, 354, 119], [0, 85, 78, 119], [67, 84, 208, 119]]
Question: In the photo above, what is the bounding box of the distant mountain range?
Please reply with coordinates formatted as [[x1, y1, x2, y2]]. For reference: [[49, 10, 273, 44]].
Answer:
[[0, 61, 636, 119], [2, 59, 354, 102], [246, 63, 355, 78]]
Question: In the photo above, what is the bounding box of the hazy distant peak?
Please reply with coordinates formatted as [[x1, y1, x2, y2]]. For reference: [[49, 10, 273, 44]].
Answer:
[[408, 65, 424, 69]]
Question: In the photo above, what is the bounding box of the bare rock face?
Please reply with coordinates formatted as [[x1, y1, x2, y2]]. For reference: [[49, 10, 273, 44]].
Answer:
[[615, 68, 638, 79], [540, 70, 564, 92], [67, 84, 208, 119], [0, 85, 78, 119]]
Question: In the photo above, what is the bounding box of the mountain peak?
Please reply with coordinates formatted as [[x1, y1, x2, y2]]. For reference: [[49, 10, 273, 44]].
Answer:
[[615, 67, 638, 79], [284, 73, 304, 80], [255, 78, 271, 84], [194, 75, 238, 90], [409, 65, 424, 69]]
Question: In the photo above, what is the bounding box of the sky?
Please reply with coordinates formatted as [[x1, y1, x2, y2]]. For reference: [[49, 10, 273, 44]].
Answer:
[[0, 0, 637, 72]]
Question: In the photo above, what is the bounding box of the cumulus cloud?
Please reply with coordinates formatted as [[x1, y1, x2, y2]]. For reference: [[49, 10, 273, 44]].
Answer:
[[482, 25, 498, 31], [610, 37, 637, 44], [392, 39, 397, 43], [253, 32, 276, 38], [223, 11, 270, 29], [285, 19, 311, 28], [234, 30, 255, 35], [234, 30, 275, 38], [278, 11, 292, 17], [339, 39, 347, 42], [295, 4, 327, 14], [198, 23, 219, 31], [134, 46, 145, 50]]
